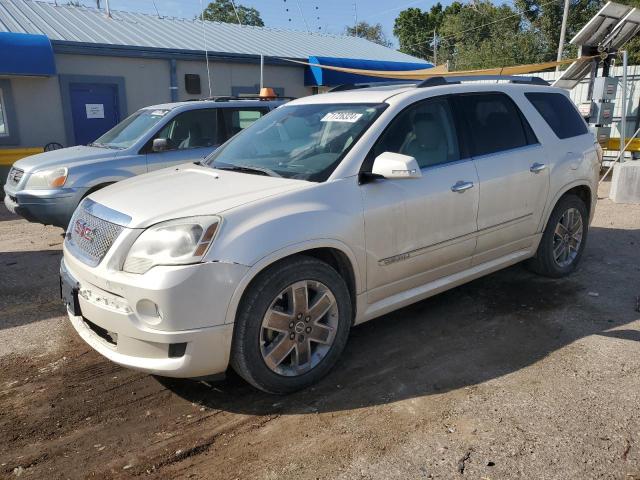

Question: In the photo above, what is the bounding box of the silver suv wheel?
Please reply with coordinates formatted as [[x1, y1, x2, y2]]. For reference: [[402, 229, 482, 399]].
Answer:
[[553, 207, 584, 268], [260, 280, 339, 376]]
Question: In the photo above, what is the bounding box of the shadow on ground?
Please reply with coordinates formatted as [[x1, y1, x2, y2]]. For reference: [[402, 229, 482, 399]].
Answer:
[[160, 224, 640, 415]]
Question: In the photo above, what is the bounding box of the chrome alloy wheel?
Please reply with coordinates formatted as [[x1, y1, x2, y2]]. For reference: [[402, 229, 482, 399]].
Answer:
[[260, 280, 339, 376], [553, 207, 583, 268]]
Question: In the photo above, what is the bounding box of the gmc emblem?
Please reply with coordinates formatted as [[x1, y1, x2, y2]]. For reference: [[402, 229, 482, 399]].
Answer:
[[74, 220, 96, 243]]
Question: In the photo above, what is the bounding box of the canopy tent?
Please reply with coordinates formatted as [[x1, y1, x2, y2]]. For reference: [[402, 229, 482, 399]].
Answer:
[[0, 32, 56, 76], [304, 56, 434, 86]]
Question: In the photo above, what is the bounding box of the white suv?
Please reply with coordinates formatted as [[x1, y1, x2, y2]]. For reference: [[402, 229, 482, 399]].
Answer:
[[61, 77, 600, 393]]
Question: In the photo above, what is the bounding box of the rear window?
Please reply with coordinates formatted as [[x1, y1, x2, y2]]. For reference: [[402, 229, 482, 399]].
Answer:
[[525, 92, 588, 139], [456, 92, 538, 157]]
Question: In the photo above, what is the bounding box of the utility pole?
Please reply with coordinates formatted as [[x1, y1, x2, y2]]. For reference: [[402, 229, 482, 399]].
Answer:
[[433, 29, 437, 65], [354, 2, 358, 37], [556, 0, 570, 71]]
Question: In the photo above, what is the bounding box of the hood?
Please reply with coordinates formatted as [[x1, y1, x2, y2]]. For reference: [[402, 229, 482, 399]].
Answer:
[[88, 163, 309, 228], [14, 146, 120, 172]]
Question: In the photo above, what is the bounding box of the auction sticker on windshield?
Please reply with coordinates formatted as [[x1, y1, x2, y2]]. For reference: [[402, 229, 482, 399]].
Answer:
[[321, 112, 363, 123]]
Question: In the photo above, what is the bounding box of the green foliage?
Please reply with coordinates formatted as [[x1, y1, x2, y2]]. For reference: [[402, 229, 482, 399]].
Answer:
[[345, 22, 392, 47], [391, 0, 640, 70], [202, 0, 264, 27]]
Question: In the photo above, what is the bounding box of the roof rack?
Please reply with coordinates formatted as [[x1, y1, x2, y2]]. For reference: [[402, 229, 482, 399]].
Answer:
[[329, 81, 419, 92], [203, 95, 296, 102], [417, 75, 549, 88]]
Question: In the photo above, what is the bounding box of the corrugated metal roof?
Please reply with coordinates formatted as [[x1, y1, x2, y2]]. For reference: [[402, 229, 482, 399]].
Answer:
[[0, 0, 424, 63]]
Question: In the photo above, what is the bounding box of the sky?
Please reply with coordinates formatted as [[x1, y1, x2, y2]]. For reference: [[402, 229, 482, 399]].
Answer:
[[46, 0, 447, 47]]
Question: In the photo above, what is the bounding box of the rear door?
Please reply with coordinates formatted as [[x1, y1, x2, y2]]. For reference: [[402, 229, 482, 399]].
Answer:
[[454, 92, 549, 264], [218, 107, 269, 142], [145, 108, 219, 170]]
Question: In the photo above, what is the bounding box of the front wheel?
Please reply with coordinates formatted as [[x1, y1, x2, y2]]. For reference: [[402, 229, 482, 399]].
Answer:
[[230, 256, 352, 394], [526, 194, 588, 278]]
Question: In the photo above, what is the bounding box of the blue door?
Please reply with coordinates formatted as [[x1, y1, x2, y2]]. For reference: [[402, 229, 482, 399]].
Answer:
[[69, 83, 120, 145]]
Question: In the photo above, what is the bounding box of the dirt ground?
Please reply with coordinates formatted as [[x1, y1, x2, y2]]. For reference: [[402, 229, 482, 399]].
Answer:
[[1, 182, 639, 480]]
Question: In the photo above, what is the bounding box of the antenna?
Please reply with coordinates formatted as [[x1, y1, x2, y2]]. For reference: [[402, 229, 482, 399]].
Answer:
[[199, 0, 213, 97], [353, 2, 358, 36], [295, 0, 310, 33], [230, 0, 243, 26], [150, 0, 160, 17]]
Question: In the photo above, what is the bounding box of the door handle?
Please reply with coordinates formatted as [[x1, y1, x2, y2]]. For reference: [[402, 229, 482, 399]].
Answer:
[[451, 180, 474, 193], [530, 162, 547, 173]]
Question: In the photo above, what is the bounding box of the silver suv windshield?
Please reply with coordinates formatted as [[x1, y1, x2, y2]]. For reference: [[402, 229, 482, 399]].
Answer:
[[90, 109, 170, 149], [206, 103, 386, 181]]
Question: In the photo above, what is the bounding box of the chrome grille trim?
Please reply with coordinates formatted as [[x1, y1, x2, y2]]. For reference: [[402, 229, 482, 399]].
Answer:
[[7, 167, 24, 186], [65, 200, 126, 267]]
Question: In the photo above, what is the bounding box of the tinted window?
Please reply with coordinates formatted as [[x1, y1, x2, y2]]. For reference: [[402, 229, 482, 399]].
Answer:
[[525, 92, 588, 139], [155, 109, 218, 150], [457, 93, 536, 156], [220, 108, 268, 139], [371, 97, 460, 169]]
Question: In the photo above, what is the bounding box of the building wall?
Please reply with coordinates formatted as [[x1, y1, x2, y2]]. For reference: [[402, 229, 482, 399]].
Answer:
[[175, 60, 310, 100]]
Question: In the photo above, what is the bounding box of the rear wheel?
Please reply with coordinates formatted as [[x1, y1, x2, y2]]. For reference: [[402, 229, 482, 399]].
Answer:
[[230, 256, 352, 394], [526, 194, 588, 278]]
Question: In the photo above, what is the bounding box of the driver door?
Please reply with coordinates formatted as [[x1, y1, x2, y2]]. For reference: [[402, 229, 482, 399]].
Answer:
[[360, 96, 479, 305]]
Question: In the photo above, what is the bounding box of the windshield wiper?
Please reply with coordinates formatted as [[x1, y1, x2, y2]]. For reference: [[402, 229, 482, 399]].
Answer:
[[88, 142, 121, 150], [215, 165, 281, 177]]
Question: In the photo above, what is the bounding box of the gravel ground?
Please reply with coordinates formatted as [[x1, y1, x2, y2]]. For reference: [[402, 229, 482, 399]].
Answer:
[[1, 182, 639, 479]]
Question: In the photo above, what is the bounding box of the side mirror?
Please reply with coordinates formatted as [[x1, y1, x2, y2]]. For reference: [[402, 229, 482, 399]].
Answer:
[[152, 138, 168, 152], [371, 152, 422, 179]]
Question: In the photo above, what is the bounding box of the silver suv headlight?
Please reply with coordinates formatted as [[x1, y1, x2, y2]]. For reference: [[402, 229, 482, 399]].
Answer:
[[25, 167, 68, 189], [123, 216, 221, 274]]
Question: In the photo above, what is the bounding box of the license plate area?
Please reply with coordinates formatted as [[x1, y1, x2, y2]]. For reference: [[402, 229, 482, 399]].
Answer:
[[60, 267, 81, 316]]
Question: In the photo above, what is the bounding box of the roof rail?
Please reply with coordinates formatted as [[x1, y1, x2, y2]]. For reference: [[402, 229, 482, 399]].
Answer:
[[417, 75, 549, 88], [329, 81, 419, 92], [204, 95, 296, 102]]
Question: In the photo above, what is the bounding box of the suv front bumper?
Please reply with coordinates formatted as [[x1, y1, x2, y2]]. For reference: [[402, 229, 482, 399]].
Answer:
[[61, 253, 248, 378], [3, 186, 87, 228]]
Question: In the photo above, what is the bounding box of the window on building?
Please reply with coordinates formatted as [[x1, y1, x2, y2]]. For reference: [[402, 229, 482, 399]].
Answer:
[[525, 92, 588, 139], [0, 88, 8, 137], [184, 74, 201, 95], [456, 93, 537, 156], [371, 97, 460, 169]]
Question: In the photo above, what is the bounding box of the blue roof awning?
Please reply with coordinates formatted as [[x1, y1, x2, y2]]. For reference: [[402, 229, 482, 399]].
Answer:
[[0, 32, 56, 76], [304, 56, 433, 86]]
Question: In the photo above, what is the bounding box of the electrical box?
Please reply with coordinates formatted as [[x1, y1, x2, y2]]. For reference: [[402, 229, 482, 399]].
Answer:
[[593, 77, 618, 102], [578, 102, 593, 118], [594, 126, 611, 145], [591, 101, 614, 125]]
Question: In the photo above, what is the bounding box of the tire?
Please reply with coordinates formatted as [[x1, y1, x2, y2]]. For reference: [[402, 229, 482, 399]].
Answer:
[[230, 255, 352, 394], [526, 194, 589, 278]]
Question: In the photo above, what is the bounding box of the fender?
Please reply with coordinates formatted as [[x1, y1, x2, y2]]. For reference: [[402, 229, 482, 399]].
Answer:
[[537, 179, 594, 232], [222, 238, 362, 326]]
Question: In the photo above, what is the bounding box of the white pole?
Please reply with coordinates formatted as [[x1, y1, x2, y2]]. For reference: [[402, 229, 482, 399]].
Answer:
[[104, 0, 110, 17], [260, 54, 264, 91], [621, 50, 628, 161], [433, 29, 437, 65], [556, 0, 570, 71]]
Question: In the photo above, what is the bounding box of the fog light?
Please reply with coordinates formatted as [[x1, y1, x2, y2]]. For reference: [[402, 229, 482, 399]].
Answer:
[[136, 299, 162, 325]]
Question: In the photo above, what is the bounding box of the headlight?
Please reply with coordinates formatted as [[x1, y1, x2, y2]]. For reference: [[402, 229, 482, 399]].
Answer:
[[25, 167, 68, 189], [123, 216, 221, 274]]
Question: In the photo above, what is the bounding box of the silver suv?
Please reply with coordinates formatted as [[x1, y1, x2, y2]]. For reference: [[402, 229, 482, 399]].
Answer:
[[3, 98, 284, 227], [60, 77, 600, 394]]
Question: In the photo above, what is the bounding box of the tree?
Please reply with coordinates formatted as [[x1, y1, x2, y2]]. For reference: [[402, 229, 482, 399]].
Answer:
[[201, 0, 264, 27], [345, 22, 392, 47], [394, 4, 452, 61]]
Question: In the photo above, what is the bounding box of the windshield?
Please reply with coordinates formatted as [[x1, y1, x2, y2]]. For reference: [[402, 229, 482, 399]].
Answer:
[[91, 109, 170, 149], [205, 103, 386, 181]]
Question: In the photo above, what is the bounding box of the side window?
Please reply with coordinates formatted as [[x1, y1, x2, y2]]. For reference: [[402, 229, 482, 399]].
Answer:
[[219, 108, 268, 141], [525, 92, 588, 139], [372, 97, 460, 169], [456, 93, 537, 156], [155, 108, 218, 150]]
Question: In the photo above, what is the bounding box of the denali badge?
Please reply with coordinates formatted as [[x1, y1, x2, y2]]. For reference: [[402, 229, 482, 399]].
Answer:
[[74, 220, 97, 243]]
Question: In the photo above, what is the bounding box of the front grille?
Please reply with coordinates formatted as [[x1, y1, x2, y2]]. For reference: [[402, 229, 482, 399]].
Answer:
[[83, 318, 118, 346], [7, 167, 24, 186], [65, 202, 124, 267]]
